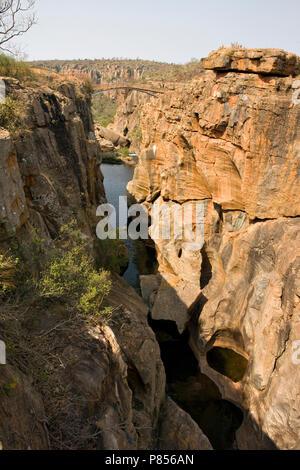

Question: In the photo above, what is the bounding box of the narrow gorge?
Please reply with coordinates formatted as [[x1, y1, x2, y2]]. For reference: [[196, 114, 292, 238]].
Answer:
[[0, 47, 300, 451]]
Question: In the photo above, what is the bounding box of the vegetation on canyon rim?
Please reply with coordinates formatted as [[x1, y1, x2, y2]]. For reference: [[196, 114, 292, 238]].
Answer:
[[95, 235, 129, 275], [0, 54, 33, 82], [0, 221, 116, 446], [101, 148, 134, 165], [0, 220, 115, 322], [0, 55, 33, 133], [34, 57, 205, 84], [0, 94, 27, 134], [36, 221, 113, 320]]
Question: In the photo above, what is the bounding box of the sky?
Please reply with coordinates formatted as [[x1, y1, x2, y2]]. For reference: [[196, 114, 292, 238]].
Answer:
[[15, 0, 300, 63]]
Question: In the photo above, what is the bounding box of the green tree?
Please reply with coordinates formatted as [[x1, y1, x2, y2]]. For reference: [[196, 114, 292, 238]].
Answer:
[[36, 221, 112, 320]]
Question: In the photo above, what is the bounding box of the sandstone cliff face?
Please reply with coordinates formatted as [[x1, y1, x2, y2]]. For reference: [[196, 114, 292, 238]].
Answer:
[[0, 77, 167, 450], [111, 90, 153, 153], [0, 364, 48, 450], [34, 61, 146, 85], [32, 59, 202, 86], [128, 48, 300, 450], [0, 77, 105, 245], [33, 60, 201, 155]]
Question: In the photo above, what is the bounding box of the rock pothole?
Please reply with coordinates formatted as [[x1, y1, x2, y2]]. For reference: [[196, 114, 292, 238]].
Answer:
[[148, 316, 244, 449], [207, 347, 249, 383]]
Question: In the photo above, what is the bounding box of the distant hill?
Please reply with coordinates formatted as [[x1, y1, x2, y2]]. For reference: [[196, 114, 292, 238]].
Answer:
[[30, 58, 204, 84]]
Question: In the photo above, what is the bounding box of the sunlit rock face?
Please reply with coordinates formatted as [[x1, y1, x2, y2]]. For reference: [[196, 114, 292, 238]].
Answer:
[[0, 78, 105, 244], [201, 47, 300, 76], [0, 129, 27, 240], [0, 79, 166, 451], [129, 48, 300, 450], [112, 91, 153, 153]]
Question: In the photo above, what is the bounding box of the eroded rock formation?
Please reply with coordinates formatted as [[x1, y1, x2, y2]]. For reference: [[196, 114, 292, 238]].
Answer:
[[0, 76, 167, 450], [2, 47, 300, 451], [158, 398, 212, 450], [33, 61, 151, 85], [128, 48, 300, 450], [0, 77, 105, 244]]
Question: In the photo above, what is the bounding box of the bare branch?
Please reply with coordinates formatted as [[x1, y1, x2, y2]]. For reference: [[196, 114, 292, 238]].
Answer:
[[0, 0, 36, 54]]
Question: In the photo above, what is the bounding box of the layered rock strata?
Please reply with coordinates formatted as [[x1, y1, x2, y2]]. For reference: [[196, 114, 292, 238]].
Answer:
[[128, 48, 300, 450], [0, 77, 166, 450]]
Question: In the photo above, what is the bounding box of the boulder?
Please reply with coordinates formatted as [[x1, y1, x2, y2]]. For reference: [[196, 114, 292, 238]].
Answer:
[[96, 125, 129, 148], [158, 398, 212, 450], [201, 47, 300, 76], [0, 365, 48, 450]]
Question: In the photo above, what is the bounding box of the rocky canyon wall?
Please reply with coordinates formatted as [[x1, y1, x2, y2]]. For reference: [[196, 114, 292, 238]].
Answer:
[[33, 59, 204, 155], [0, 78, 106, 245], [33, 61, 147, 85], [0, 76, 171, 450], [128, 48, 300, 450]]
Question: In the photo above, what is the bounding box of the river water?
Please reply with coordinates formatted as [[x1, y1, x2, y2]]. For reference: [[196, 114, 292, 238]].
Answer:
[[101, 163, 140, 288]]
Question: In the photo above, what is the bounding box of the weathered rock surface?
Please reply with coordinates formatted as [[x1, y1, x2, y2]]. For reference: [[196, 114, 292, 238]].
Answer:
[[129, 57, 300, 219], [0, 275, 165, 451], [95, 124, 129, 148], [112, 91, 153, 153], [0, 78, 105, 244], [158, 398, 212, 450], [58, 323, 138, 450], [97, 137, 115, 153], [2, 48, 300, 451], [0, 78, 165, 450], [33, 61, 149, 85], [191, 217, 300, 450], [107, 274, 166, 449], [140, 274, 161, 308], [0, 129, 27, 240], [128, 48, 300, 450], [202, 47, 300, 76], [31, 59, 201, 86], [0, 365, 49, 450]]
